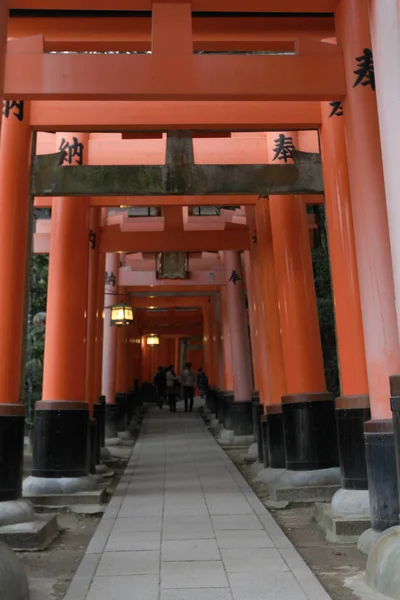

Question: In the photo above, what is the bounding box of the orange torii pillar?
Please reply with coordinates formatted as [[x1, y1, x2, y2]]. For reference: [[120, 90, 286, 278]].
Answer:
[[220, 286, 234, 392], [267, 131, 339, 481], [335, 0, 400, 543], [252, 199, 288, 469], [24, 133, 95, 496], [222, 251, 253, 439], [320, 103, 370, 517], [368, 2, 400, 571], [93, 250, 106, 454], [243, 251, 258, 391], [0, 99, 33, 517], [0, 3, 7, 139], [85, 207, 102, 472], [101, 253, 120, 440]]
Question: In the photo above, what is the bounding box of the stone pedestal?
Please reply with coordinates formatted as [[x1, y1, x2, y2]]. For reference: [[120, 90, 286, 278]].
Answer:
[[265, 405, 285, 469], [23, 401, 97, 508], [315, 396, 372, 544], [0, 405, 58, 550], [282, 392, 339, 471]]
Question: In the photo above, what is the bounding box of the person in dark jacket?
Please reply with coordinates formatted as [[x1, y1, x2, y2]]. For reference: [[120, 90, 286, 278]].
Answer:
[[153, 366, 167, 409], [197, 367, 209, 399]]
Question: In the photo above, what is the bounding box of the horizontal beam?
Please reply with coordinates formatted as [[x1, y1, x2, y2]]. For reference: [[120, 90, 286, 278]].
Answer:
[[33, 195, 257, 208], [5, 53, 345, 101], [8, 16, 335, 53], [125, 296, 215, 309], [32, 151, 324, 196], [119, 269, 225, 286], [100, 229, 249, 252], [29, 100, 323, 131], [8, 1, 335, 12]]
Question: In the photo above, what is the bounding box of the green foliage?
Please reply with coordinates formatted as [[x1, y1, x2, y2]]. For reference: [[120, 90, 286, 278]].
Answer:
[[310, 205, 340, 396], [25, 246, 49, 423]]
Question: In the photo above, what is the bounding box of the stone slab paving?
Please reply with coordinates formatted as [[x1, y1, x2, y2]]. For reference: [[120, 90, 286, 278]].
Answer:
[[64, 405, 332, 600]]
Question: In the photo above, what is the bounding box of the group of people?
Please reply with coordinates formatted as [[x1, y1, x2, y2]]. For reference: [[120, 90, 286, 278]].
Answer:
[[153, 363, 209, 413]]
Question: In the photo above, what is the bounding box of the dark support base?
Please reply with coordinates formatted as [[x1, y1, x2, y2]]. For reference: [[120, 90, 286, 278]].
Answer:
[[282, 392, 339, 471], [32, 401, 90, 478], [260, 415, 269, 468], [105, 403, 119, 439], [251, 392, 264, 442], [88, 420, 98, 474], [335, 395, 370, 490], [364, 419, 399, 531], [206, 387, 217, 414], [0, 405, 25, 501], [266, 405, 285, 469], [219, 391, 234, 430], [93, 399, 105, 451], [115, 393, 128, 432], [230, 401, 253, 436]]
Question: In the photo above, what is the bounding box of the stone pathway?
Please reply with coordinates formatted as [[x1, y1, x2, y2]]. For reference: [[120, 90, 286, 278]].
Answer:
[[64, 404, 332, 600]]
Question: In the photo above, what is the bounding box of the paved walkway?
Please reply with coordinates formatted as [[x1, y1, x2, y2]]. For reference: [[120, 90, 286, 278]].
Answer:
[[64, 405, 332, 600]]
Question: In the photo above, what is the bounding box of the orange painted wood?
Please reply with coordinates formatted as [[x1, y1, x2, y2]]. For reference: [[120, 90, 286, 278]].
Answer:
[[5, 53, 345, 101], [8, 16, 334, 53], [29, 100, 323, 131], [8, 0, 335, 12]]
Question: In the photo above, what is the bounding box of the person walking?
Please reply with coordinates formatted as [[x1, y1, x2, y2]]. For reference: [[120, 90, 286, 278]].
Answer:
[[153, 365, 167, 409], [197, 367, 209, 399], [166, 365, 179, 412], [181, 362, 196, 412]]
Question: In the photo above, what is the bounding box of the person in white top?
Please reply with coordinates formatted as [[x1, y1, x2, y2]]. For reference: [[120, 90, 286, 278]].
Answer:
[[166, 365, 178, 412], [181, 362, 196, 412]]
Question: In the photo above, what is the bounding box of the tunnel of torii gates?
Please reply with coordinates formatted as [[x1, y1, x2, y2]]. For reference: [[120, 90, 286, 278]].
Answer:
[[2, 0, 400, 583]]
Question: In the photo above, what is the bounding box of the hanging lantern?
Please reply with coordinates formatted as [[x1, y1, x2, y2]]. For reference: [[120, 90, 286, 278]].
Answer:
[[147, 334, 160, 347], [110, 302, 134, 327]]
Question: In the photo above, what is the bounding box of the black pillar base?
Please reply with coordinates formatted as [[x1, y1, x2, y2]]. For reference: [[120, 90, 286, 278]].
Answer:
[[266, 405, 286, 469], [88, 419, 98, 474], [93, 398, 106, 450], [221, 391, 234, 430], [260, 415, 269, 467], [31, 401, 89, 478], [206, 387, 217, 414], [115, 392, 128, 432], [335, 395, 370, 490], [251, 392, 264, 442], [105, 403, 119, 439], [364, 419, 399, 532], [0, 405, 25, 501], [282, 392, 339, 471], [230, 401, 253, 436]]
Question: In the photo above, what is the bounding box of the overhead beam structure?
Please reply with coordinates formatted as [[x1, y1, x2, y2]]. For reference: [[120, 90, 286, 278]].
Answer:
[[99, 229, 249, 253], [29, 101, 323, 131], [4, 49, 345, 101], [8, 16, 335, 52], [8, 1, 335, 12]]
